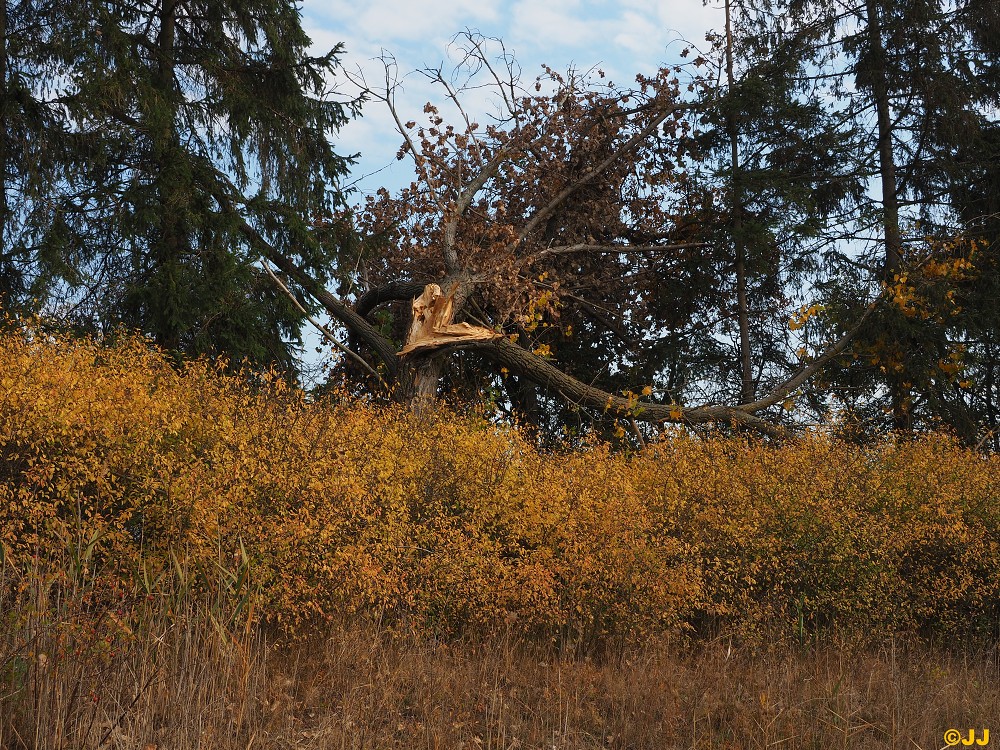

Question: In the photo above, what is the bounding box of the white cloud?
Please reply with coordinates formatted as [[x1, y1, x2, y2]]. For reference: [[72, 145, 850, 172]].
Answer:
[[509, 0, 599, 50], [307, 0, 505, 52]]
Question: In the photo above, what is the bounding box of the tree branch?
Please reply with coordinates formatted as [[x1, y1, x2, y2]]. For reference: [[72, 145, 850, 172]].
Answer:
[[356, 280, 428, 318], [515, 103, 687, 245], [435, 298, 880, 438], [208, 185, 401, 376], [739, 300, 878, 413], [446, 337, 787, 437], [262, 260, 389, 389], [249, 229, 400, 378], [521, 241, 708, 267], [442, 141, 516, 272]]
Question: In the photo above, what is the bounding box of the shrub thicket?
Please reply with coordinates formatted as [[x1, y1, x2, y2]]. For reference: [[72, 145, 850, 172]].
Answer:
[[2, 329, 998, 642]]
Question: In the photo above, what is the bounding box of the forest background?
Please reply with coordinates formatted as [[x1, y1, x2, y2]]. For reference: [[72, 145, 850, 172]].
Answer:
[[3, 0, 999, 444]]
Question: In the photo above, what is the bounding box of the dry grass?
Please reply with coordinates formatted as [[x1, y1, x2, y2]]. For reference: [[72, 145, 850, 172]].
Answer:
[[3, 595, 997, 750]]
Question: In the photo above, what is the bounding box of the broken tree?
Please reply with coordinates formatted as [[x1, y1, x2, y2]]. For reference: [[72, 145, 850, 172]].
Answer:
[[252, 34, 881, 438]]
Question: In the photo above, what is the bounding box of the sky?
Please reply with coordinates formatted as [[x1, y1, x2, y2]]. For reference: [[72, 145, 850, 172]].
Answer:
[[299, 0, 725, 202]]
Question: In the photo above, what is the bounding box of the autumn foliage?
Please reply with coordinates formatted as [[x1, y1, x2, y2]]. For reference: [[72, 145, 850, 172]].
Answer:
[[2, 328, 999, 643]]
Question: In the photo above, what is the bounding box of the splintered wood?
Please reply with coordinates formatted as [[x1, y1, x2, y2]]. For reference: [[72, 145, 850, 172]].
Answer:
[[398, 283, 500, 356]]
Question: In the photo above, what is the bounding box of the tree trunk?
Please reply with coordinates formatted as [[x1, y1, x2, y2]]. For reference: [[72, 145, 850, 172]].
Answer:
[[150, 0, 184, 351], [864, 0, 910, 431], [725, 0, 755, 404], [864, 0, 903, 282], [394, 352, 446, 412], [0, 0, 8, 264], [394, 277, 489, 411]]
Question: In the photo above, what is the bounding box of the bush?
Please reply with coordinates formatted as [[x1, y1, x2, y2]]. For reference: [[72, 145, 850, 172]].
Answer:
[[1, 328, 998, 642]]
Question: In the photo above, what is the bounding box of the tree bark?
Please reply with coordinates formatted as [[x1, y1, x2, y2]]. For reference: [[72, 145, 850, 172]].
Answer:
[[864, 0, 911, 431], [394, 352, 447, 412], [394, 277, 492, 410], [725, 0, 755, 404], [356, 280, 427, 318], [150, 0, 184, 350], [0, 0, 8, 262], [448, 298, 875, 437], [235, 219, 401, 376], [469, 338, 788, 437], [864, 0, 903, 282]]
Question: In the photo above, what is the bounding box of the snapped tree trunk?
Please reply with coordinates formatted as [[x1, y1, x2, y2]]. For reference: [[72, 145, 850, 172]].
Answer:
[[395, 352, 447, 412], [395, 281, 500, 411]]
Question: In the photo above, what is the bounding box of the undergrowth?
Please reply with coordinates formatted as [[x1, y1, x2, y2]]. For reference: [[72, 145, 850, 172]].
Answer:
[[3, 327, 999, 747]]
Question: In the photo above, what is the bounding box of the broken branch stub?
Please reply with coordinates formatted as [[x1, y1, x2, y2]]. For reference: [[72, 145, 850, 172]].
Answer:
[[399, 283, 501, 356]]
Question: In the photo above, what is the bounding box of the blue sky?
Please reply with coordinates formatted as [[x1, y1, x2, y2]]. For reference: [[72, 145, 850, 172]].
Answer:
[[300, 0, 725, 201]]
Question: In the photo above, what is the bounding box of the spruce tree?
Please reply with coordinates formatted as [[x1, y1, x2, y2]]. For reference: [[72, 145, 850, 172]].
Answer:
[[33, 0, 357, 369], [0, 0, 89, 313], [670, 0, 864, 416]]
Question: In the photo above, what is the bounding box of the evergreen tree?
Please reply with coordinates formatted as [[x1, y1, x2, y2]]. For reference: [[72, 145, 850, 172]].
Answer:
[[732, 0, 1000, 439], [678, 0, 866, 416], [0, 0, 90, 313], [23, 0, 357, 369]]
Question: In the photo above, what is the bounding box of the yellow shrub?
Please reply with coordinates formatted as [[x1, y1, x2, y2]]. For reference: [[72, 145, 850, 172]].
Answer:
[[2, 328, 998, 642]]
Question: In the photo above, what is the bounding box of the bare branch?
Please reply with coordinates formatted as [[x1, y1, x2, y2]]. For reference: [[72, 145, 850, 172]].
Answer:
[[425, 64, 488, 168], [344, 54, 448, 213], [408, 296, 882, 439], [251, 233, 400, 377], [454, 31, 521, 120], [441, 140, 519, 271], [262, 260, 389, 389]]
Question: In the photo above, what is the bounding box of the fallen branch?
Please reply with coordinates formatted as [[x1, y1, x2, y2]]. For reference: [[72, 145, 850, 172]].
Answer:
[[448, 300, 880, 439], [262, 260, 389, 388], [207, 181, 401, 377]]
